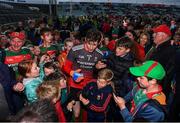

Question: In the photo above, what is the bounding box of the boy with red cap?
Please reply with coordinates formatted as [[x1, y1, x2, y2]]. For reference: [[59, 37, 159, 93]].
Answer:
[[114, 60, 167, 122]]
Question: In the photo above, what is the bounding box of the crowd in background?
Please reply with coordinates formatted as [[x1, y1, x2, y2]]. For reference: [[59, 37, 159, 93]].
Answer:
[[0, 4, 180, 122]]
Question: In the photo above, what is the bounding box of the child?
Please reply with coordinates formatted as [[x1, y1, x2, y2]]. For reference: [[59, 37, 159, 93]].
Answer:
[[58, 38, 74, 69], [43, 65, 67, 104], [79, 68, 113, 122], [36, 79, 66, 122], [39, 28, 59, 60], [114, 60, 167, 122], [96, 36, 135, 121], [43, 62, 57, 77], [53, 30, 64, 51], [99, 35, 111, 59], [97, 36, 134, 97], [11, 99, 58, 122], [18, 55, 46, 103]]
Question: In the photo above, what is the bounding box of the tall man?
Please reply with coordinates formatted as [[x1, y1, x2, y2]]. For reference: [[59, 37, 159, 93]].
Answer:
[[145, 24, 176, 99], [63, 29, 103, 121]]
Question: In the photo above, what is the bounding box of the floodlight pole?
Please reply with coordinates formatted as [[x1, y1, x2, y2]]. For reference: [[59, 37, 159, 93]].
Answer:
[[49, 0, 52, 17], [70, 0, 72, 16], [55, 0, 57, 16]]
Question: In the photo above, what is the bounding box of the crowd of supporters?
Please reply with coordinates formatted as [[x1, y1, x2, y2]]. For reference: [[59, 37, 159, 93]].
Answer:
[[0, 4, 180, 122]]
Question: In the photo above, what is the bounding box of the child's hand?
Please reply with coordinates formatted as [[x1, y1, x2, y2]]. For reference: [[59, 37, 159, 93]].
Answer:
[[113, 93, 126, 110], [79, 94, 89, 105], [67, 100, 75, 112], [40, 54, 48, 63], [95, 61, 107, 69], [13, 82, 24, 92]]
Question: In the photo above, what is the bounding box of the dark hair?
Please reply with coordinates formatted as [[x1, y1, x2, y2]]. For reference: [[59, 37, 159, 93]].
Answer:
[[85, 29, 102, 43], [10, 100, 58, 122], [18, 60, 34, 77], [40, 28, 51, 36], [43, 68, 66, 81], [116, 36, 133, 49], [126, 30, 138, 41], [44, 62, 57, 71]]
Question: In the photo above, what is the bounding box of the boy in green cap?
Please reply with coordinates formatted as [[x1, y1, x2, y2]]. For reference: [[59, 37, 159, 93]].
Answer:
[[113, 60, 167, 122]]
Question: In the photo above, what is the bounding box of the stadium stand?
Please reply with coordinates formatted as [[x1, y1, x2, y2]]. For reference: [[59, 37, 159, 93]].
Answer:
[[0, 1, 48, 25]]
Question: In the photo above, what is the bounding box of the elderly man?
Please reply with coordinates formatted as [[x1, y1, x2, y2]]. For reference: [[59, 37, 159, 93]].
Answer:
[[145, 24, 176, 101], [5, 32, 32, 70], [4, 32, 33, 114]]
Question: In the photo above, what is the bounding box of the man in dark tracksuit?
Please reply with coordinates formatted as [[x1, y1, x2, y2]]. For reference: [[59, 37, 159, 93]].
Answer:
[[0, 62, 24, 115]]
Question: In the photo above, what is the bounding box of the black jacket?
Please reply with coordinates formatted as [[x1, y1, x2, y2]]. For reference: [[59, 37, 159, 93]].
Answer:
[[146, 40, 176, 97], [106, 52, 134, 96], [0, 63, 24, 114]]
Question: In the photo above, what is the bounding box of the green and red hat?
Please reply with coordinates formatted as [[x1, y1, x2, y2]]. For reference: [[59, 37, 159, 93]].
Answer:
[[129, 60, 166, 80]]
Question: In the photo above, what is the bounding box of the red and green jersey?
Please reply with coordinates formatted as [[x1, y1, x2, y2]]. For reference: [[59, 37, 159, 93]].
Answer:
[[5, 48, 33, 72], [130, 83, 165, 114], [40, 44, 59, 58]]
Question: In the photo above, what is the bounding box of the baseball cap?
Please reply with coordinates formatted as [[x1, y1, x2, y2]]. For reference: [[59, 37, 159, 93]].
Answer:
[[153, 24, 171, 36], [129, 60, 165, 80], [9, 32, 25, 40]]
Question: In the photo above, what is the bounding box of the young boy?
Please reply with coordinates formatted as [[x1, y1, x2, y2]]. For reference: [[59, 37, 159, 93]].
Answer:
[[53, 30, 64, 51], [36, 79, 66, 122], [62, 29, 103, 121], [43, 63, 68, 104], [99, 35, 111, 59], [114, 60, 167, 122], [58, 38, 74, 69], [39, 28, 59, 60], [96, 36, 135, 121], [79, 68, 113, 122], [97, 36, 134, 97]]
